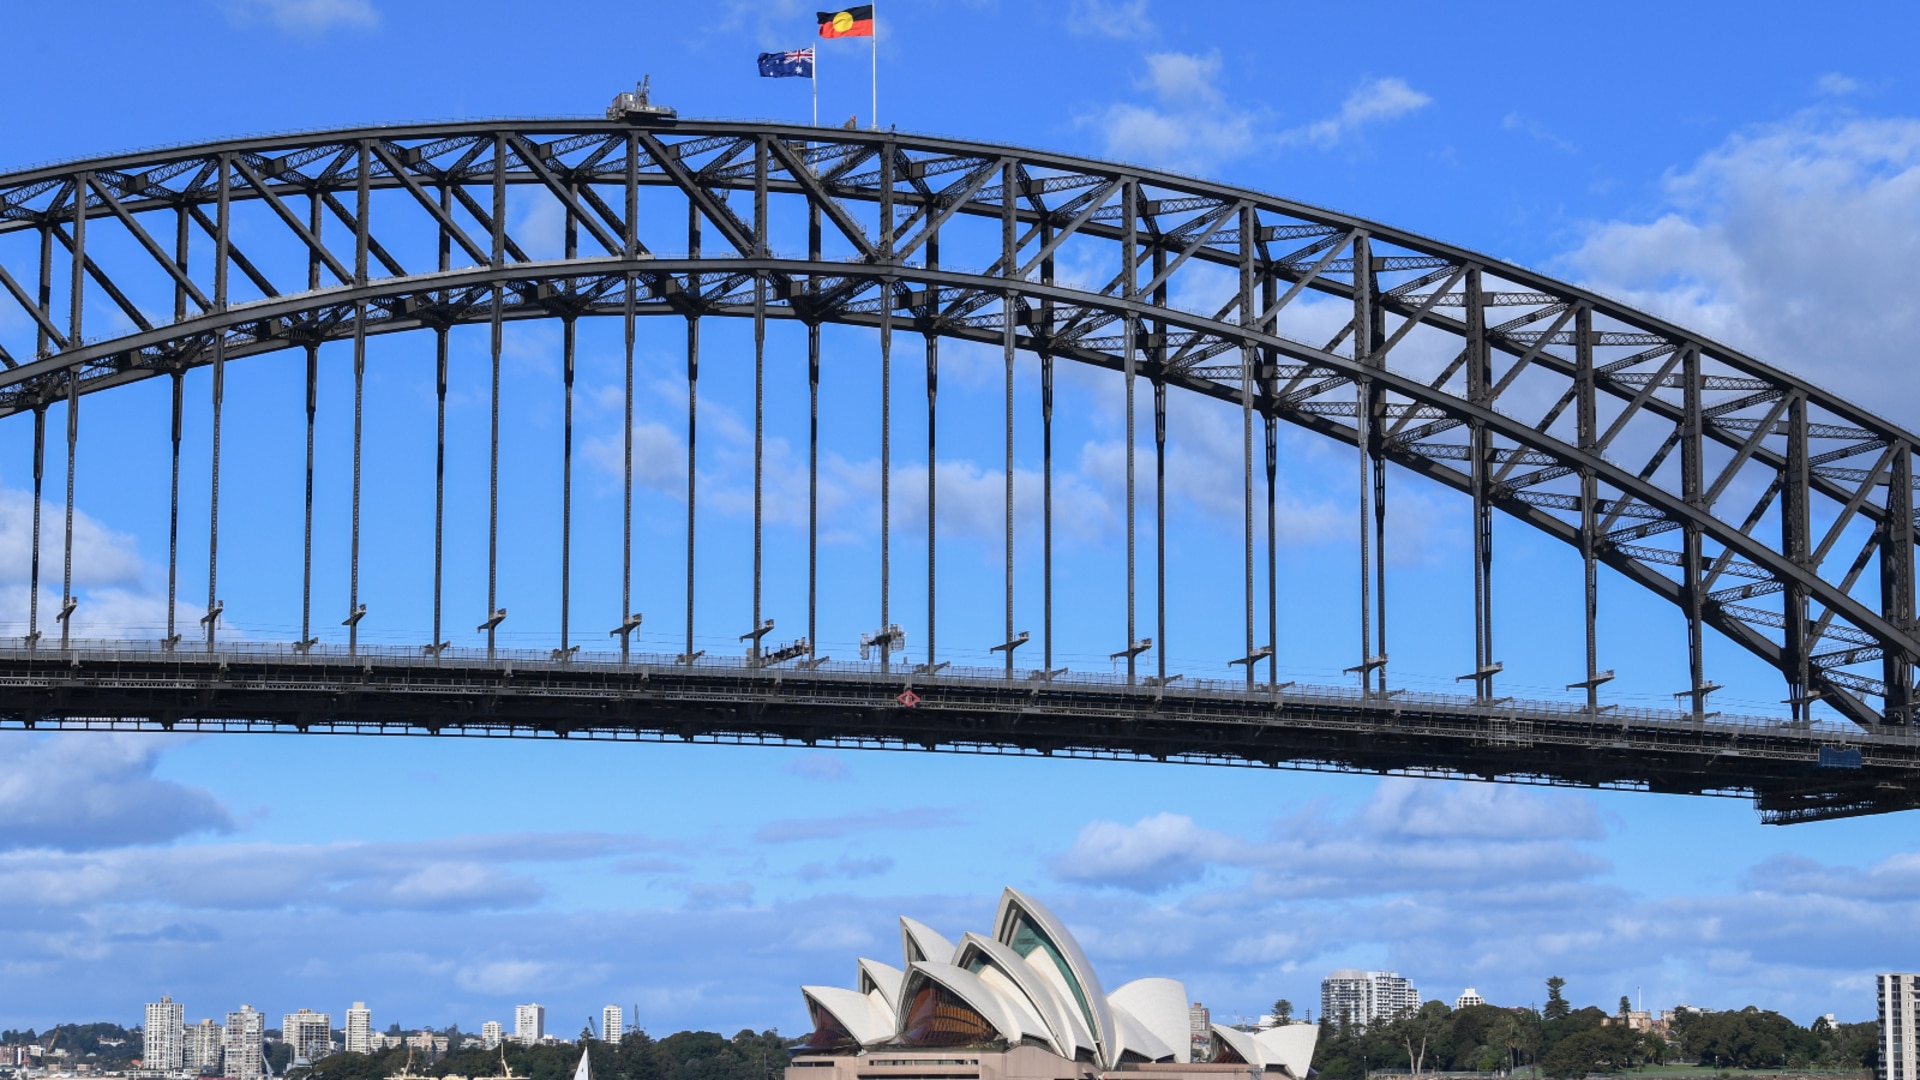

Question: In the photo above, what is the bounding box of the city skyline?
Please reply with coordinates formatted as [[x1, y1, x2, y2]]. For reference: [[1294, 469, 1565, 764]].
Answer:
[[0, 0, 1918, 1035]]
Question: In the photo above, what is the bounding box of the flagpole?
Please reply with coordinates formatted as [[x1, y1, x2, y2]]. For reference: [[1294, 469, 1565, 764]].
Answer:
[[870, 0, 878, 130], [812, 46, 819, 126]]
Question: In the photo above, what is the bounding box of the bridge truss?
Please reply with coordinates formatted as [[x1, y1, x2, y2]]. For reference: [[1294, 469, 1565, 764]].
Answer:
[[0, 118, 1915, 821]]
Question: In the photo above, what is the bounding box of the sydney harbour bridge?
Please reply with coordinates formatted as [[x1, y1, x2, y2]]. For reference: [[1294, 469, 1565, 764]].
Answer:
[[0, 112, 1916, 824]]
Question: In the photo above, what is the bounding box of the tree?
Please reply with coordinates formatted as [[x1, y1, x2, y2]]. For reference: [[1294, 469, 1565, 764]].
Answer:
[[1618, 995, 1632, 1018], [1271, 1000, 1294, 1025], [1544, 977, 1571, 1022]]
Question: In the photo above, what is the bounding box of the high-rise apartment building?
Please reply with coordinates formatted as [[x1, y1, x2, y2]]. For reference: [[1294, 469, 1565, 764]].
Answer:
[[1455, 988, 1486, 1011], [145, 997, 186, 1072], [1188, 1002, 1210, 1061], [282, 1010, 333, 1063], [514, 1005, 545, 1046], [223, 1007, 265, 1080], [185, 1020, 224, 1074], [481, 1022, 502, 1050], [1881, 974, 1919, 1080], [601, 1006, 623, 1044], [345, 1003, 374, 1055], [1321, 970, 1421, 1028]]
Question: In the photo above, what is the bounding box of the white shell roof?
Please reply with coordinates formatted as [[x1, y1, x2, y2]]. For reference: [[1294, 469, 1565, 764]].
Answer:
[[802, 985, 895, 1046], [1212, 1022, 1321, 1078], [992, 888, 1117, 1065], [1109, 978, 1192, 1064], [857, 957, 906, 1013], [902, 961, 1033, 1046], [1108, 1002, 1176, 1063], [1252, 1024, 1319, 1078], [798, 888, 1292, 1072], [900, 917, 956, 967], [954, 931, 1095, 1060]]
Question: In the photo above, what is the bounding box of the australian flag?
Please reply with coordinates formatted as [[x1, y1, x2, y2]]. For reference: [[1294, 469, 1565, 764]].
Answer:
[[757, 48, 815, 79]]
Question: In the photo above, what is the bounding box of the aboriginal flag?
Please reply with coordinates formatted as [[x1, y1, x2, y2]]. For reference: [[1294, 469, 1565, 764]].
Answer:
[[817, 5, 874, 38]]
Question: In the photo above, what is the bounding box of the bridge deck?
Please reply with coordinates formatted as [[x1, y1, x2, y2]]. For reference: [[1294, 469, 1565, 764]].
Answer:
[[1, 641, 1913, 824]]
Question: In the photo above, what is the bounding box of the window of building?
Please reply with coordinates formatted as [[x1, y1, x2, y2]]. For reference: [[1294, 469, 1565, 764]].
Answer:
[[901, 984, 997, 1048]]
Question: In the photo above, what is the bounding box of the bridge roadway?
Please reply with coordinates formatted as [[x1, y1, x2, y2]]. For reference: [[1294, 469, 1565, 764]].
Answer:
[[1, 640, 1912, 824]]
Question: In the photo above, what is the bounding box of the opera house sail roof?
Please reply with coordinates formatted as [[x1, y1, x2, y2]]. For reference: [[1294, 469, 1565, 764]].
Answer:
[[792, 888, 1317, 1080]]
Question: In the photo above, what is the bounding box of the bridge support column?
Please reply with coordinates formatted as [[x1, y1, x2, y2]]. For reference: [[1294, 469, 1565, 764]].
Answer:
[[685, 201, 702, 665], [1782, 393, 1810, 718], [1574, 305, 1608, 712], [29, 405, 43, 648], [348, 141, 369, 657], [1884, 441, 1915, 722], [1466, 267, 1495, 701], [486, 136, 505, 662], [1679, 344, 1710, 715], [1040, 220, 1055, 677], [206, 157, 228, 653], [1123, 178, 1139, 683]]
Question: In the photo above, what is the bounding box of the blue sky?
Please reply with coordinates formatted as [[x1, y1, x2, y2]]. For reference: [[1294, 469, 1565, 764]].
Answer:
[[3, 0, 1920, 1043]]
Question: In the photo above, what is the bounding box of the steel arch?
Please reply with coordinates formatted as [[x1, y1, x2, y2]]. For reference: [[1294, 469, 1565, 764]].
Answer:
[[0, 117, 1913, 741]]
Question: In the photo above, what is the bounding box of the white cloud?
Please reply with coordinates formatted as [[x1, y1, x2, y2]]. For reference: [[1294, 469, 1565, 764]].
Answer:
[[1055, 780, 1609, 896], [0, 735, 233, 851], [1502, 112, 1578, 154], [223, 0, 379, 33], [1066, 0, 1154, 38], [1282, 77, 1433, 148], [1815, 73, 1861, 97], [0, 483, 198, 638], [1055, 812, 1248, 891], [1559, 113, 1920, 424], [0, 830, 665, 914], [1088, 51, 1257, 172]]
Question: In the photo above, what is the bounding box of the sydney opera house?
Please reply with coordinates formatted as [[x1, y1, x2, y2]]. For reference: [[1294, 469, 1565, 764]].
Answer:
[[790, 888, 1316, 1080]]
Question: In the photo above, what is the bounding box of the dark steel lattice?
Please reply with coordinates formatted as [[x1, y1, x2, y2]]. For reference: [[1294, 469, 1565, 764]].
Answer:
[[0, 118, 1915, 822]]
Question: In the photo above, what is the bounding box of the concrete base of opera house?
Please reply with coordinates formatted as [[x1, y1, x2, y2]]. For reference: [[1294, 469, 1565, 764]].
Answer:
[[788, 1046, 1286, 1080]]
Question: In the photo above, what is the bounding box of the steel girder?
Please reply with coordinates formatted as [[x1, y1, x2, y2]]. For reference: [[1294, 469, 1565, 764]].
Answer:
[[0, 118, 1914, 734]]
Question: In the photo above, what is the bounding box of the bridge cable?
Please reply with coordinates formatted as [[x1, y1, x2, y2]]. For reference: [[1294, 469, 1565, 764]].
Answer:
[[205, 159, 230, 652], [620, 133, 637, 663], [808, 200, 821, 663], [487, 135, 505, 661], [61, 175, 88, 652], [1153, 235, 1168, 685], [1240, 204, 1256, 688], [348, 141, 369, 656], [1123, 178, 1138, 685], [879, 142, 894, 672], [1352, 235, 1375, 692], [562, 174, 580, 659], [685, 204, 700, 665], [1041, 221, 1055, 676], [61, 370, 76, 651], [926, 231, 939, 672], [1003, 162, 1018, 680], [433, 180, 450, 659], [29, 405, 43, 649], [304, 190, 322, 654], [170, 205, 189, 653], [1264, 266, 1280, 688], [751, 138, 766, 664]]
